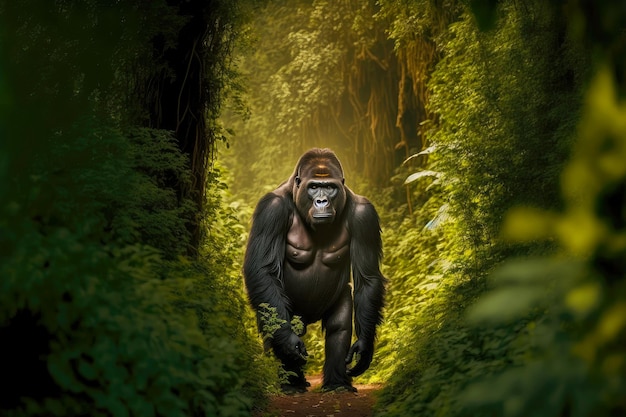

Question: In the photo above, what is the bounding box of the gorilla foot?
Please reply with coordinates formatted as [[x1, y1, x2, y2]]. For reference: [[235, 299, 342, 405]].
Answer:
[[281, 372, 309, 395], [281, 383, 308, 395], [321, 384, 357, 393]]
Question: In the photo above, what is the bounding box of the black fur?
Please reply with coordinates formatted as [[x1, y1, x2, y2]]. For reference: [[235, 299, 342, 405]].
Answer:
[[243, 148, 386, 392]]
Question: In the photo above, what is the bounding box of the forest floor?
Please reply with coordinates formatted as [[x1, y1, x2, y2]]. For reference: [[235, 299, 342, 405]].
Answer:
[[254, 375, 382, 417]]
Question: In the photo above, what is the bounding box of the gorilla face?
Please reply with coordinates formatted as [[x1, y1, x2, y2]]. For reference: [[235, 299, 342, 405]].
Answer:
[[305, 180, 342, 224], [293, 150, 347, 227]]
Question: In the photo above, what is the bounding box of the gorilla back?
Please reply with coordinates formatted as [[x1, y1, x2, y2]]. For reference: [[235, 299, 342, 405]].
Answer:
[[243, 148, 386, 393]]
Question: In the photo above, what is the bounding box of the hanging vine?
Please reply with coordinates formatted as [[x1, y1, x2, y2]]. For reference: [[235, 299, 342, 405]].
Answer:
[[224, 0, 455, 200], [284, 0, 446, 192]]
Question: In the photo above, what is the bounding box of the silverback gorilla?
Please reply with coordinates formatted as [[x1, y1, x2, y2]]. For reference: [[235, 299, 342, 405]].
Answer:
[[243, 148, 386, 393]]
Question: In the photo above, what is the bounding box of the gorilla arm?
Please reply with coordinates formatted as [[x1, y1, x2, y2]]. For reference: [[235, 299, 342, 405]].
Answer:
[[243, 193, 308, 363], [345, 200, 386, 377]]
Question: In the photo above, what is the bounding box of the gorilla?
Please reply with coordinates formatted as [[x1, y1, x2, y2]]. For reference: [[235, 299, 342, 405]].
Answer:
[[243, 148, 386, 393]]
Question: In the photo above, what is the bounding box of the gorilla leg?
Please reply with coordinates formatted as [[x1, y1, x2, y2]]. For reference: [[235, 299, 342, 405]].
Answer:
[[321, 286, 355, 391]]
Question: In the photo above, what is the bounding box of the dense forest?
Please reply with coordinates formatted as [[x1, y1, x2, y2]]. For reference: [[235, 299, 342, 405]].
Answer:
[[1, 0, 625, 416]]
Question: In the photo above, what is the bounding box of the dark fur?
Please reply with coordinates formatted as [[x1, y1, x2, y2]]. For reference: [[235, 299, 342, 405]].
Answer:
[[243, 148, 386, 392]]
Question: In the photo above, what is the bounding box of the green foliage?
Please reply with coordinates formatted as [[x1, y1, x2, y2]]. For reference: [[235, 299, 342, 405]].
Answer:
[[221, 0, 400, 197], [429, 1, 583, 259], [255, 305, 304, 353], [291, 315, 306, 337], [220, 0, 313, 201], [0, 117, 269, 415], [26, 122, 195, 257], [456, 67, 626, 417], [0, 0, 272, 415], [374, 2, 625, 417], [163, 259, 274, 412], [258, 304, 288, 343]]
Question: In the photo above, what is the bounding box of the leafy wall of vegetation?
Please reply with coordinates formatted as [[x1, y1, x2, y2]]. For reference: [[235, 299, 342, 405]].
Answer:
[[0, 1, 274, 415], [223, 0, 625, 416], [376, 1, 626, 415]]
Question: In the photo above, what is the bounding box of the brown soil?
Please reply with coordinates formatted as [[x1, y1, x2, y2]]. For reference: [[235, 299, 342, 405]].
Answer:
[[253, 375, 382, 417]]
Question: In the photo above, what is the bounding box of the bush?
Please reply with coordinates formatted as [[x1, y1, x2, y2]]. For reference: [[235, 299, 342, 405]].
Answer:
[[0, 120, 270, 416]]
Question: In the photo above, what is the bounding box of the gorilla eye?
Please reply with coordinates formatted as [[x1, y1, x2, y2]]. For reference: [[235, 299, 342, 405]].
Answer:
[[310, 185, 317, 190]]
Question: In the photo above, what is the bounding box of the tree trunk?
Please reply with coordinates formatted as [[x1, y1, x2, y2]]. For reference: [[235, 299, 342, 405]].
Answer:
[[146, 0, 213, 256]]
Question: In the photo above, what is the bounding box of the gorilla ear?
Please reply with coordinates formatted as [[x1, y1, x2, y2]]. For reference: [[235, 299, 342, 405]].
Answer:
[[295, 176, 301, 187]]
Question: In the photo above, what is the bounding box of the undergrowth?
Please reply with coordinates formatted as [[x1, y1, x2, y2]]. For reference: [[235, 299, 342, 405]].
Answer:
[[0, 120, 274, 416]]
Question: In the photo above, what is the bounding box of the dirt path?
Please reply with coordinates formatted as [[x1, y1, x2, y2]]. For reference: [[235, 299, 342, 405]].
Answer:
[[254, 376, 382, 417]]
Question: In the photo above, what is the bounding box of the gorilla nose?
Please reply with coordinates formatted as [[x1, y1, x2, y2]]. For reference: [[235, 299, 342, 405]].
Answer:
[[315, 197, 329, 208]]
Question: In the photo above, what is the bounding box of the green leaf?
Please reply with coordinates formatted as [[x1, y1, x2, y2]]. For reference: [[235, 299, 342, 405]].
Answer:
[[404, 170, 441, 185], [466, 287, 546, 325], [489, 258, 582, 285], [401, 145, 437, 165]]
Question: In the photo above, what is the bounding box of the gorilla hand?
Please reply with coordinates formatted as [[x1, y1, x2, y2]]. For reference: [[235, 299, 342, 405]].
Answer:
[[278, 332, 308, 363], [345, 339, 373, 377]]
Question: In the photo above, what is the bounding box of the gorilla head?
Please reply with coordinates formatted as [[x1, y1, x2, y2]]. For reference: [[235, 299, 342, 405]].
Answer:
[[291, 148, 347, 227]]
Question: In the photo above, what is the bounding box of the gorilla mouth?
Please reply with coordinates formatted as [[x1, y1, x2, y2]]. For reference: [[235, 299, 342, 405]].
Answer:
[[312, 213, 334, 224], [312, 213, 333, 219]]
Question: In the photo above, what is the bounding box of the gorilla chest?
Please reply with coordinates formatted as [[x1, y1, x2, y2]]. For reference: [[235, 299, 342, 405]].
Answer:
[[283, 215, 351, 318], [284, 214, 350, 269]]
